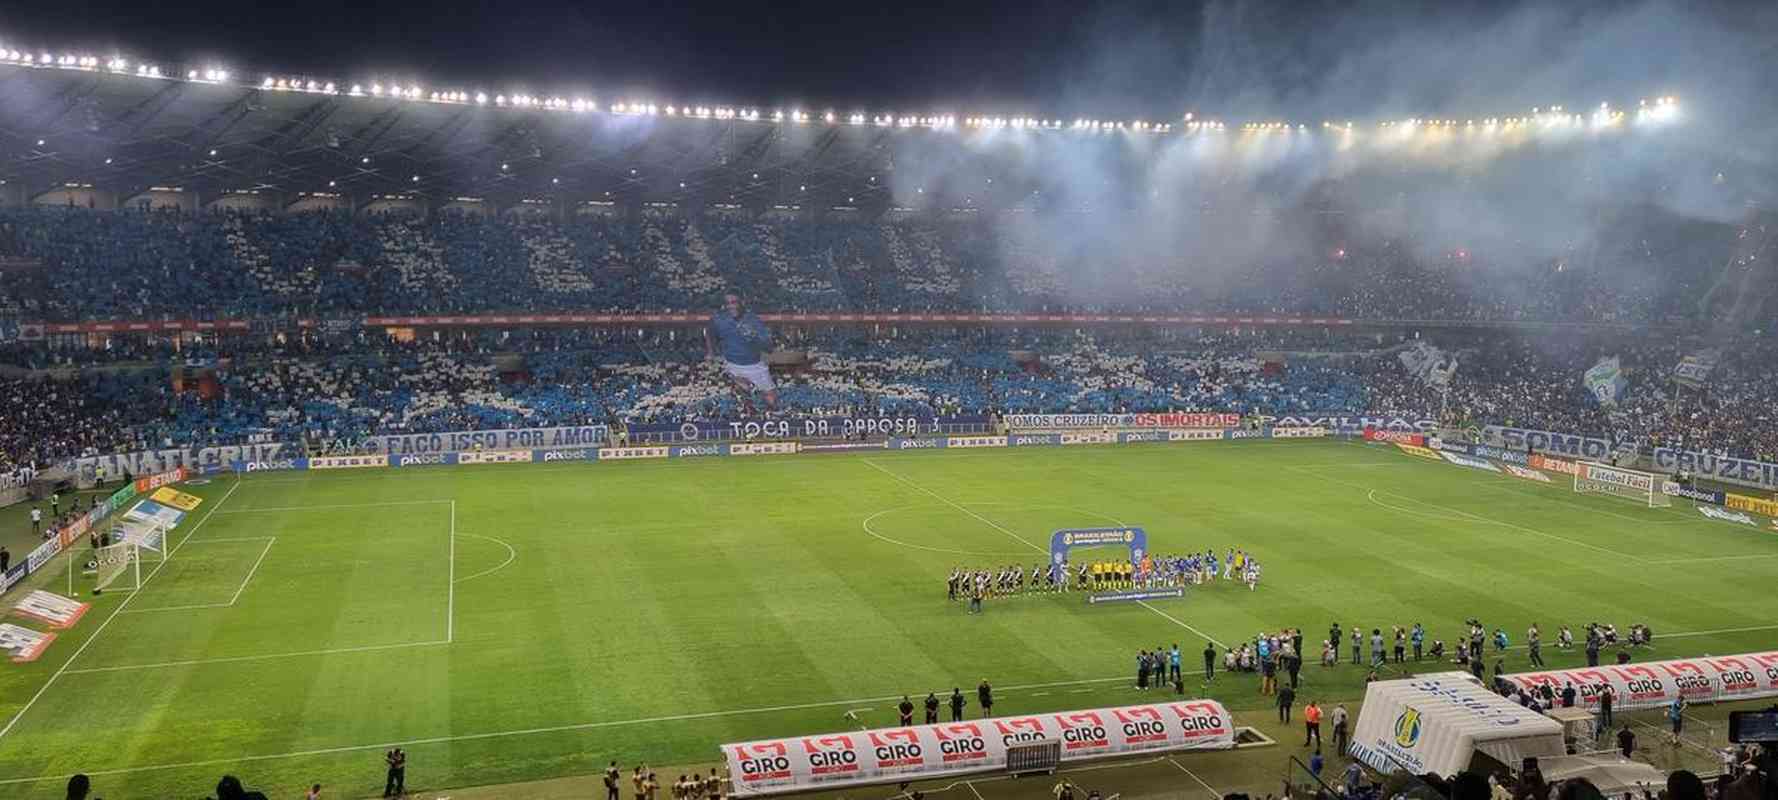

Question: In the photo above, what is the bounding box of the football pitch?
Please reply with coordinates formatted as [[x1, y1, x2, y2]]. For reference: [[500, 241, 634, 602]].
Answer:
[[2, 439, 1776, 799]]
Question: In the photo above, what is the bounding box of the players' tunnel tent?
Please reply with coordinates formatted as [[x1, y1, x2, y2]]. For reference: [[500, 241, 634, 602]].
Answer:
[[1350, 672, 1564, 778]]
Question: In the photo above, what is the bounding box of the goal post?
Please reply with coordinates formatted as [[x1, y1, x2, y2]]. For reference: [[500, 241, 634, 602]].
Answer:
[[1574, 461, 1671, 508], [71, 520, 169, 595]]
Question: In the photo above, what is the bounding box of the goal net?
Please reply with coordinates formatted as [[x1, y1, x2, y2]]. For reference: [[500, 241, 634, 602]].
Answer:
[[79, 520, 168, 594], [1574, 461, 1671, 508]]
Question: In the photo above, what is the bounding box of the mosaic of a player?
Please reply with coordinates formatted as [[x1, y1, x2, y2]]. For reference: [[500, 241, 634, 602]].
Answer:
[[705, 290, 779, 413]]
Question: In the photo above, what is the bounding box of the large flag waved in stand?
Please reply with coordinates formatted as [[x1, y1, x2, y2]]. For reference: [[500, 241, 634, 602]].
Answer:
[[1583, 357, 1627, 408], [1399, 342, 1458, 387]]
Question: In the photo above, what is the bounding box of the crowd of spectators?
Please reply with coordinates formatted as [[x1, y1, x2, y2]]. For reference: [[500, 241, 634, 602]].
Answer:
[[3, 205, 1775, 473], [0, 205, 1751, 323], [5, 323, 1778, 474]]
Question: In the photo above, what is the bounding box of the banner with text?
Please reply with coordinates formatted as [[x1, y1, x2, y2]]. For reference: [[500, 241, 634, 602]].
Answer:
[[1261, 413, 1437, 436], [1502, 652, 1778, 712], [364, 425, 610, 455], [722, 699, 1234, 796], [1004, 412, 1239, 431], [1653, 449, 1778, 492]]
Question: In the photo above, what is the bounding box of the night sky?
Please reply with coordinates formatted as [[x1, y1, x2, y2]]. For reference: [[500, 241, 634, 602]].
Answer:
[[4, 1, 1774, 121]]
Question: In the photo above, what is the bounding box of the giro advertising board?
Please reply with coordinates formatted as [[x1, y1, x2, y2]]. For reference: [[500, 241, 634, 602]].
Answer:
[[721, 700, 1233, 796], [1501, 652, 1778, 711]]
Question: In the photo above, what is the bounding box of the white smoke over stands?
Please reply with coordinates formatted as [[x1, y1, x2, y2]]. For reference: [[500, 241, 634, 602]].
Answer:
[[886, 0, 1773, 311]]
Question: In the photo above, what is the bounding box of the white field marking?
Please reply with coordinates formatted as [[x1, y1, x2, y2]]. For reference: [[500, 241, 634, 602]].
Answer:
[[0, 673, 1143, 786], [1291, 464, 1649, 563], [118, 535, 272, 614], [861, 503, 1126, 558], [122, 534, 279, 611], [215, 499, 454, 514], [451, 533, 517, 584], [965, 781, 988, 800], [227, 538, 276, 606], [861, 508, 1033, 557], [1363, 490, 1479, 524], [860, 458, 1221, 645], [1167, 757, 1224, 798], [0, 477, 242, 744], [861, 459, 1048, 554], [64, 639, 452, 675], [447, 500, 456, 644], [1647, 552, 1778, 565], [1472, 480, 1698, 525], [1136, 600, 1226, 650]]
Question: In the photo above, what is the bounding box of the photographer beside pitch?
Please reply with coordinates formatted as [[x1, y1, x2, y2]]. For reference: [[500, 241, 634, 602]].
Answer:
[[705, 291, 779, 414]]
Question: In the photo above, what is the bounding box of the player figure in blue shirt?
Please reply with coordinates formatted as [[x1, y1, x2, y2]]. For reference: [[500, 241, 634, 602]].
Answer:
[[705, 290, 779, 414]]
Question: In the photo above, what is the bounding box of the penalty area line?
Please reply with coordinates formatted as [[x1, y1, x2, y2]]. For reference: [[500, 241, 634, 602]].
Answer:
[[0, 477, 243, 744]]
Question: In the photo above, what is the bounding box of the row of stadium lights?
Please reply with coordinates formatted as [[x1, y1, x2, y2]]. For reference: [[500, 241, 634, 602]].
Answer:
[[0, 45, 1679, 135]]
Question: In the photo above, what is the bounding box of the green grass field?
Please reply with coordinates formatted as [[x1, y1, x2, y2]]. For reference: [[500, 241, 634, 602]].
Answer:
[[1, 439, 1775, 799]]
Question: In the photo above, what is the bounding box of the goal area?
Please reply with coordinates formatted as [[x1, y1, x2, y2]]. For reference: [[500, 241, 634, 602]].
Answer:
[[72, 519, 169, 595], [1573, 461, 1671, 508]]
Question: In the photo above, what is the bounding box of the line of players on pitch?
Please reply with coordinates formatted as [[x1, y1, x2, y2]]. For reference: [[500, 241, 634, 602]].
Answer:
[[947, 549, 1262, 600]]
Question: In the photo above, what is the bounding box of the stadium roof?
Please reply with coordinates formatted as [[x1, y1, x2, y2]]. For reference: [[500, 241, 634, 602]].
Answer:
[[0, 45, 1683, 212]]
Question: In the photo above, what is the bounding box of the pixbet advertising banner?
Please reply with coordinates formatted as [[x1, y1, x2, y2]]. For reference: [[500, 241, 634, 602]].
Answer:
[[721, 700, 1234, 796], [455, 449, 535, 465], [1004, 413, 1239, 431], [1501, 652, 1778, 712]]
